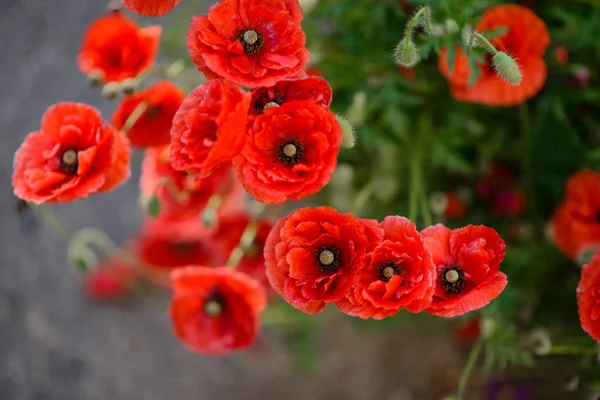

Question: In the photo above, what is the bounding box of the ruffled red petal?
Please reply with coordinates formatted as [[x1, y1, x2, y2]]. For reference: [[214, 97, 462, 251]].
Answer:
[[122, 0, 181, 16]]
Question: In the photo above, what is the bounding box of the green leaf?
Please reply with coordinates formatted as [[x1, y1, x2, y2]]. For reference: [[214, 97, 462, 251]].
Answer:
[[146, 195, 161, 218]]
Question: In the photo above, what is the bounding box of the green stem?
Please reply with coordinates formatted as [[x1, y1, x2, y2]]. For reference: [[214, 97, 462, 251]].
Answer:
[[473, 32, 499, 55], [352, 182, 374, 216], [408, 146, 419, 222], [404, 6, 429, 43], [122, 101, 149, 133], [550, 345, 597, 356], [457, 339, 484, 399], [29, 204, 74, 240]]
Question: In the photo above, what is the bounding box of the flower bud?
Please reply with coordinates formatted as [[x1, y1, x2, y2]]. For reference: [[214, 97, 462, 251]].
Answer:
[[492, 52, 522, 85], [87, 69, 105, 87], [444, 19, 459, 35], [145, 195, 161, 218], [525, 327, 551, 356], [102, 82, 121, 100], [429, 191, 448, 216], [346, 91, 366, 125], [393, 40, 419, 68], [106, 0, 123, 12], [121, 78, 139, 95], [336, 115, 356, 149]]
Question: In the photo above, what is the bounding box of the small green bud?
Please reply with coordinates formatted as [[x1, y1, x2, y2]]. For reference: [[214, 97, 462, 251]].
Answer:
[[87, 69, 105, 87], [101, 82, 121, 100], [121, 78, 138, 95], [336, 115, 356, 149], [393, 40, 419, 68], [492, 52, 522, 85], [146, 195, 161, 218], [444, 19, 459, 35]]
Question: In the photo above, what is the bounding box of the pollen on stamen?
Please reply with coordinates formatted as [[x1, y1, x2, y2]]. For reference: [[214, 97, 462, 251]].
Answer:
[[204, 299, 223, 317]]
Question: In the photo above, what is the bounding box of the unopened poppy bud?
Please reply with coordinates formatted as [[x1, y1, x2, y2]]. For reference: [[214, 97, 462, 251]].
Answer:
[[480, 317, 496, 340], [145, 195, 161, 218], [492, 52, 522, 85], [87, 69, 105, 87], [429, 191, 448, 216], [336, 115, 355, 149], [393, 40, 420, 68], [102, 82, 121, 100], [106, 0, 123, 12], [121, 78, 138, 95], [525, 328, 552, 356], [444, 19, 459, 35]]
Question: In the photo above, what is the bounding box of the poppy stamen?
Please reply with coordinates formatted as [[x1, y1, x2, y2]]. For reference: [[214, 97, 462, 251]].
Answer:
[[440, 265, 466, 294], [204, 292, 225, 317], [238, 29, 265, 55], [378, 261, 403, 282], [60, 149, 79, 174], [276, 139, 304, 166], [316, 246, 341, 273]]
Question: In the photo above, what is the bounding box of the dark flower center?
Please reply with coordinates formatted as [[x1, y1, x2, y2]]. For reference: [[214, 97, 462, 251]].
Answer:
[[276, 138, 304, 166], [172, 242, 197, 255], [204, 291, 225, 317], [378, 261, 403, 282], [237, 29, 265, 55], [316, 246, 341, 273], [440, 265, 465, 294], [60, 149, 79, 174], [253, 91, 285, 114], [146, 105, 161, 119]]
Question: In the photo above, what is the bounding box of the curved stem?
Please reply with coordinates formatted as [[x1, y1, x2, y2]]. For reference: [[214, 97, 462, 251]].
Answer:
[[352, 182, 374, 216], [122, 101, 149, 133], [29, 204, 74, 240], [473, 32, 499, 55], [408, 147, 419, 222], [404, 6, 429, 43], [457, 339, 484, 399]]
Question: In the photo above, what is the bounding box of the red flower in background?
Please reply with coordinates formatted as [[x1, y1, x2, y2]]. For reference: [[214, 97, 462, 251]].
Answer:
[[212, 214, 274, 291], [421, 224, 507, 317], [264, 206, 383, 314], [187, 0, 309, 87], [78, 11, 161, 83], [477, 162, 526, 217], [337, 216, 435, 319], [552, 170, 600, 260], [249, 76, 332, 120], [112, 81, 185, 148], [13, 103, 131, 203], [140, 146, 245, 220], [170, 80, 251, 178], [439, 5, 549, 106], [122, 0, 181, 16], [577, 251, 600, 342], [84, 258, 140, 300], [170, 266, 267, 355], [234, 100, 342, 204]]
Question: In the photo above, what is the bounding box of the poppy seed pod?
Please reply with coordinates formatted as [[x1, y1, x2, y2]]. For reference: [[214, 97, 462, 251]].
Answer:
[[393, 40, 420, 68]]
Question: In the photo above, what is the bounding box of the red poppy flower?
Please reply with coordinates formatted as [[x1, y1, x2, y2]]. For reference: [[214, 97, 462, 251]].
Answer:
[[212, 213, 274, 290], [453, 317, 481, 345], [438, 5, 549, 107], [170, 266, 267, 355], [336, 216, 435, 319], [187, 0, 309, 87], [443, 191, 467, 219], [477, 162, 526, 217], [554, 45, 569, 65], [234, 100, 342, 204], [551, 170, 600, 260], [12, 103, 131, 204], [264, 206, 384, 314], [84, 258, 141, 300], [421, 224, 507, 317], [122, 0, 181, 16], [577, 251, 600, 342], [112, 81, 185, 148], [249, 76, 332, 120], [141, 146, 245, 220], [78, 11, 161, 83], [170, 80, 251, 178]]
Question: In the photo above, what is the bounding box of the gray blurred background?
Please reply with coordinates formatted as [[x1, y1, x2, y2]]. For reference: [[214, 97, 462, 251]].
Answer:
[[0, 1, 462, 399]]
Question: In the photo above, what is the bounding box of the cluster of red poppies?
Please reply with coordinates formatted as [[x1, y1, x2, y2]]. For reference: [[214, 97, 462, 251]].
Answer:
[[266, 206, 508, 319]]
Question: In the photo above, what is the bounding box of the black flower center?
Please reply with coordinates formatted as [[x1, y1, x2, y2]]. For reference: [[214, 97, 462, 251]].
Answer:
[[316, 246, 341, 273], [237, 29, 265, 55], [276, 138, 304, 166], [440, 265, 465, 294], [253, 91, 285, 114], [378, 261, 403, 282], [146, 105, 161, 119], [60, 149, 78, 174], [204, 291, 225, 317], [172, 242, 197, 255]]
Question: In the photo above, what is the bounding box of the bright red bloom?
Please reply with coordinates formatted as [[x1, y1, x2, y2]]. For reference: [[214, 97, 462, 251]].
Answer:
[[212, 213, 274, 290], [443, 191, 467, 219], [249, 76, 332, 120], [122, 0, 181, 16], [187, 0, 309, 87], [112, 81, 185, 148], [453, 317, 481, 345], [13, 103, 131, 204], [170, 266, 267, 355], [264, 206, 384, 314], [551, 170, 600, 260], [84, 259, 140, 300], [577, 251, 600, 342], [170, 80, 251, 178], [439, 5, 549, 106], [140, 146, 245, 220], [421, 224, 507, 317], [336, 216, 435, 319], [78, 11, 161, 83], [234, 100, 342, 204]]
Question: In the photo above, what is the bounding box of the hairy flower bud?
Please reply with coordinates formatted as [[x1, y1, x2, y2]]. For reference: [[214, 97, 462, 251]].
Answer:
[[492, 52, 522, 85], [102, 81, 121, 100], [336, 115, 356, 149], [393, 40, 419, 68]]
